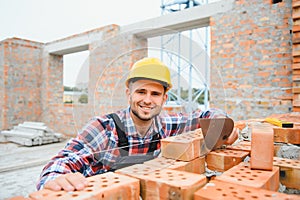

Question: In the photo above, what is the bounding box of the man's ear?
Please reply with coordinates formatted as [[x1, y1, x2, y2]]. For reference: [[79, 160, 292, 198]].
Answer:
[[163, 93, 168, 104], [126, 88, 131, 102]]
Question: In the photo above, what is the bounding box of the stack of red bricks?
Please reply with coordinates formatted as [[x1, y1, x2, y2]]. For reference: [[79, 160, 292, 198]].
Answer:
[[9, 124, 300, 199]]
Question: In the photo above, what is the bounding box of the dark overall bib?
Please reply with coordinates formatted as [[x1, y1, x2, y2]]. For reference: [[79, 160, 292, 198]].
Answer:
[[107, 113, 161, 171]]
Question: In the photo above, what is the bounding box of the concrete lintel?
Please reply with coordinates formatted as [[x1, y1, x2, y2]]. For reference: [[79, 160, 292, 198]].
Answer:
[[120, 0, 234, 38], [45, 31, 103, 55]]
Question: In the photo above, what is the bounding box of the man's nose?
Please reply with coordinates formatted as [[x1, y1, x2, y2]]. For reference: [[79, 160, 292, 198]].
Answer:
[[143, 93, 152, 104]]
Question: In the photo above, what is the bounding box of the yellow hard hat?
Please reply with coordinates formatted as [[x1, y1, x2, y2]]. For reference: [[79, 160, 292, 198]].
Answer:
[[126, 57, 172, 91]]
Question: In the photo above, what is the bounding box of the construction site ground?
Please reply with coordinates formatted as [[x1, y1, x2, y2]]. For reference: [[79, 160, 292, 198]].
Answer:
[[0, 142, 66, 199]]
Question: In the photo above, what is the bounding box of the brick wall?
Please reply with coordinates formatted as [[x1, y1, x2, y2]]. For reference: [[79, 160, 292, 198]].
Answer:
[[0, 0, 298, 134], [292, 0, 300, 111], [90, 33, 147, 117], [38, 26, 148, 136], [0, 38, 43, 130], [0, 40, 4, 130], [210, 0, 293, 120]]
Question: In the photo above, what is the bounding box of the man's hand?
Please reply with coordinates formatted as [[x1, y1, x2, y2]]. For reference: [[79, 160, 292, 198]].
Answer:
[[44, 172, 88, 191]]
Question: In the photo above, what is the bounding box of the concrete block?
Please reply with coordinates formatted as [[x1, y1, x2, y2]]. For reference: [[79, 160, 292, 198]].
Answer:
[[29, 172, 140, 200], [1, 130, 40, 139], [215, 162, 280, 191], [116, 164, 207, 200]]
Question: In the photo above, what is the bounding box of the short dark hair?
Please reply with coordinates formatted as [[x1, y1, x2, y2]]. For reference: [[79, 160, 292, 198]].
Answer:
[[128, 77, 168, 93]]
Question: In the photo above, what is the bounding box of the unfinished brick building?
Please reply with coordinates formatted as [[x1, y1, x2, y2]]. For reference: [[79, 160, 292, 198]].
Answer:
[[0, 0, 299, 136]]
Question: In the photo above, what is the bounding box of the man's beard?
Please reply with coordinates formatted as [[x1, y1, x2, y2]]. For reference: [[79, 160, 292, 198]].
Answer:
[[131, 106, 161, 121]]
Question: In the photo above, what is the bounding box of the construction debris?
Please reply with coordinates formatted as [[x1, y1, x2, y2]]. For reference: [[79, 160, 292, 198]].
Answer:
[[0, 122, 64, 146]]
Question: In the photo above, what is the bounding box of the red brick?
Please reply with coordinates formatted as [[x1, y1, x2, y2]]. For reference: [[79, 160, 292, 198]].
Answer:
[[29, 172, 140, 200], [293, 63, 300, 69], [116, 164, 207, 200], [160, 129, 204, 161], [194, 180, 300, 200], [250, 124, 274, 170], [273, 157, 300, 190], [226, 141, 251, 153], [274, 127, 300, 144], [215, 162, 280, 191], [144, 156, 205, 174], [7, 197, 32, 200], [206, 149, 249, 172]]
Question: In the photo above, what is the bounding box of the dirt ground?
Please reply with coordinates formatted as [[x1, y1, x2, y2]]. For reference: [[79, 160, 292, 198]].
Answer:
[[0, 142, 66, 200]]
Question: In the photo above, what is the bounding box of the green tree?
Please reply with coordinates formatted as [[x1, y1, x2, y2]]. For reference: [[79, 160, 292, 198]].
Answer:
[[79, 94, 88, 104], [64, 86, 82, 92]]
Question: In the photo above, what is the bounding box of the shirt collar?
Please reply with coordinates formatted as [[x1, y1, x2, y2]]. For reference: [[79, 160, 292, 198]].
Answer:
[[123, 106, 162, 138]]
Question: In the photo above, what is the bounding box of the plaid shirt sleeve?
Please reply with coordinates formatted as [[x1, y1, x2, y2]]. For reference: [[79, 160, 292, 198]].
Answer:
[[160, 108, 228, 137], [36, 116, 115, 190], [37, 107, 228, 189]]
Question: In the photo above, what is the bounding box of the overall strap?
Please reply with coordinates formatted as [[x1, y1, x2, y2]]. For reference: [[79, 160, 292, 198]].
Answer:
[[147, 117, 161, 154], [147, 132, 161, 153], [107, 113, 129, 156], [108, 113, 161, 156]]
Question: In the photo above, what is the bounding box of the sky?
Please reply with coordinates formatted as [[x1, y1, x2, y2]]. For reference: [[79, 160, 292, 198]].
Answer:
[[0, 0, 163, 87], [0, 0, 162, 43], [0, 0, 215, 87]]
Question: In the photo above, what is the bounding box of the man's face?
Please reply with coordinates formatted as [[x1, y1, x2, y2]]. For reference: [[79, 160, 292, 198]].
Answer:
[[126, 79, 168, 122]]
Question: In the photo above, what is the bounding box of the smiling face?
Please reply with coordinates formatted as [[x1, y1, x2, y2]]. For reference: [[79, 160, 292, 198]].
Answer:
[[126, 79, 168, 123]]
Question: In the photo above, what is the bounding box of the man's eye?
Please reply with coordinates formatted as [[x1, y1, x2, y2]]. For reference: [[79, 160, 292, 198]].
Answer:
[[152, 92, 160, 96]]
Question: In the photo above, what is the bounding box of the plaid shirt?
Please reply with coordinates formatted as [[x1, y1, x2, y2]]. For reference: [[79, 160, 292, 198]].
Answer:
[[37, 107, 227, 189]]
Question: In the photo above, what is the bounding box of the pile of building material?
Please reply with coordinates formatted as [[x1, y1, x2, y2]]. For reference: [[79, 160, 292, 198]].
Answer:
[[0, 122, 64, 146]]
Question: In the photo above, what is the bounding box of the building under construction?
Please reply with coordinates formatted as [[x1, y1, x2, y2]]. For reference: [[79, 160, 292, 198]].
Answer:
[[0, 0, 300, 199]]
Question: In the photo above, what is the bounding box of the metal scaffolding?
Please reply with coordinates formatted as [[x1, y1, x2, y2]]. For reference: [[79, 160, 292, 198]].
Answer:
[[158, 0, 210, 112]]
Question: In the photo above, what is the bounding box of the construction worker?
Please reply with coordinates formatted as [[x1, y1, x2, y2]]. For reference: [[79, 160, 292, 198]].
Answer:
[[37, 57, 238, 191]]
